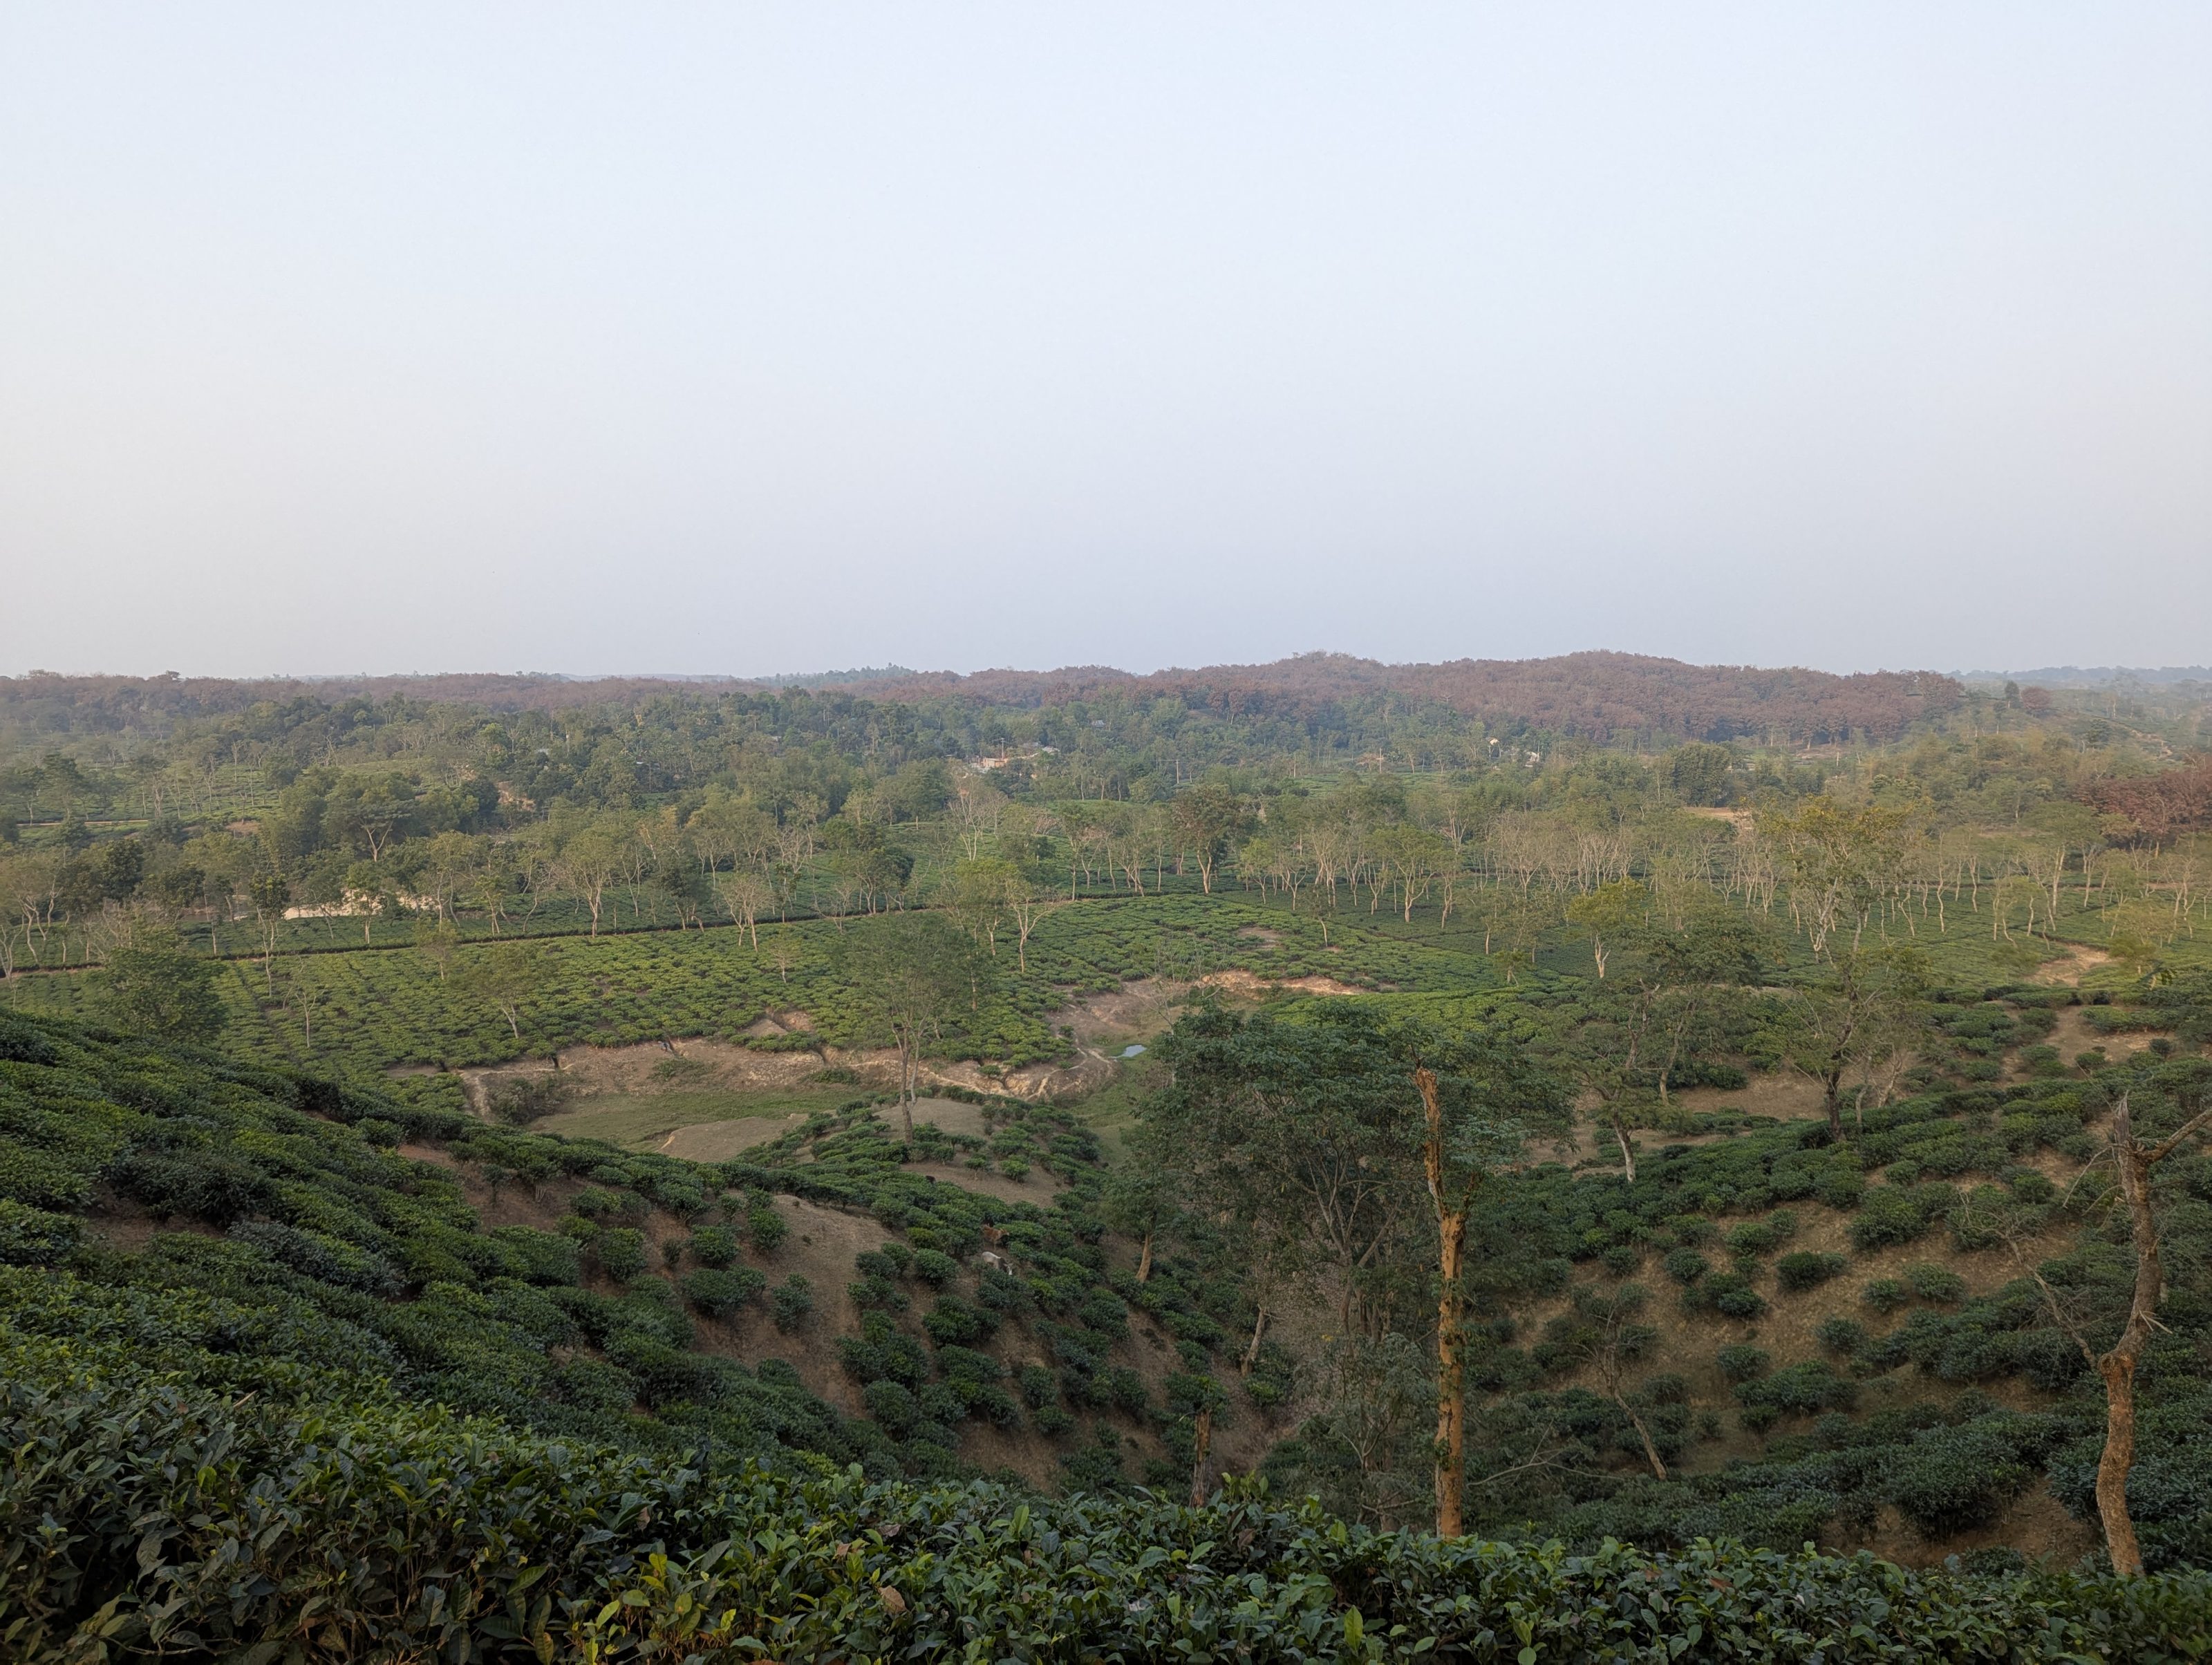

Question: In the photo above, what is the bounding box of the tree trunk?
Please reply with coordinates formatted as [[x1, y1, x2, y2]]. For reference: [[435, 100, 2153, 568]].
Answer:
[[2096, 1095, 2164, 1577], [2095, 1351, 2144, 1577], [1611, 1114, 1635, 1183], [1239, 1306, 1268, 1376], [1136, 1232, 1154, 1283], [1432, 1206, 1467, 1537], [1616, 1389, 1667, 1480], [899, 1036, 916, 1139], [1188, 1407, 1214, 1507], [1418, 1062, 1468, 1537]]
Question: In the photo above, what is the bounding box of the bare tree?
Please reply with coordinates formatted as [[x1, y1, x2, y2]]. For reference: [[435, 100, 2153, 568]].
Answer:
[[2005, 1094, 2212, 1577]]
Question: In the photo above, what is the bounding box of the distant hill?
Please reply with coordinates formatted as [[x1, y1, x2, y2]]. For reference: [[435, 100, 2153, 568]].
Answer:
[[753, 664, 918, 689], [841, 651, 1961, 745], [2, 652, 1960, 746], [1959, 666, 2212, 688]]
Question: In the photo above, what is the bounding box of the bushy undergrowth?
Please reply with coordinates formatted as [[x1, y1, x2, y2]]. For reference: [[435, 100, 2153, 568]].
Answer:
[[6, 1325, 2210, 1664], [0, 1010, 1241, 1502]]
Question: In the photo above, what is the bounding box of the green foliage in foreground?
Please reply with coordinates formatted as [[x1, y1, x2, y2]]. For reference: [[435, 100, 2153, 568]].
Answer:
[[7, 1333, 2211, 1665]]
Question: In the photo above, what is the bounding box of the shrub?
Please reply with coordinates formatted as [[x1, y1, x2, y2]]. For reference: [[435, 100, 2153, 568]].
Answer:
[[489, 1226, 581, 1286], [922, 1296, 997, 1347], [1097, 1365, 1150, 1415], [1776, 1251, 1847, 1292], [1817, 1317, 1868, 1357], [678, 1266, 765, 1319], [771, 1275, 814, 1331], [1018, 1364, 1059, 1409], [1862, 1277, 1909, 1314], [1717, 1344, 1770, 1382], [1699, 1270, 1768, 1320], [848, 1275, 908, 1313], [595, 1228, 648, 1281], [1886, 1422, 2032, 1535], [1662, 1248, 1710, 1286], [862, 1378, 920, 1434], [571, 1187, 624, 1221], [912, 1248, 959, 1286], [487, 1074, 576, 1126], [744, 1194, 787, 1253], [1908, 1263, 1966, 1305], [688, 1224, 738, 1268], [1850, 1183, 1952, 1251], [0, 1198, 79, 1266], [1726, 1221, 1781, 1258], [1737, 1362, 1856, 1420], [107, 1147, 268, 1226]]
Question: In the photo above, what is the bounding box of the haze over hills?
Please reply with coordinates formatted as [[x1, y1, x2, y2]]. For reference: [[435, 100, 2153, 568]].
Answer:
[[1957, 667, 2212, 688], [2, 650, 1959, 748]]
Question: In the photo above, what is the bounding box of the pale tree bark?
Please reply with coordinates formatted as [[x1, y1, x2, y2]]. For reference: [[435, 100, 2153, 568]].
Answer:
[[1239, 1306, 1269, 1376], [2016, 1095, 2212, 1577], [2094, 1095, 2210, 1575], [1418, 1066, 1468, 1538]]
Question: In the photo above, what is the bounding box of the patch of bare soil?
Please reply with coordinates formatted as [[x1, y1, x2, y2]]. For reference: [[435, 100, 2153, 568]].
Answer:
[[1056, 977, 1197, 1045], [1861, 1487, 2097, 1569], [458, 1039, 829, 1116], [1198, 969, 1368, 998], [2033, 944, 2112, 986], [2045, 1005, 2163, 1064], [655, 1116, 810, 1162], [683, 1196, 899, 1415], [904, 1161, 1066, 1203], [83, 1212, 223, 1254], [872, 1098, 993, 1140], [1667, 1073, 1828, 1121]]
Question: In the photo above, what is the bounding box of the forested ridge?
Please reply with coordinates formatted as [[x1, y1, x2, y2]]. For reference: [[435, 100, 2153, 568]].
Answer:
[[6, 659, 2212, 1659]]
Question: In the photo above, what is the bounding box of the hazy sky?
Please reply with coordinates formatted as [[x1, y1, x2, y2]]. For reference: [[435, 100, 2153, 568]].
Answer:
[[3, 6, 2207, 679]]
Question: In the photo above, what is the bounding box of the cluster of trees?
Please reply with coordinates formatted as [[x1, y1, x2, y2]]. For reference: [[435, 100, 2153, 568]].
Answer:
[[1123, 988, 2212, 1577]]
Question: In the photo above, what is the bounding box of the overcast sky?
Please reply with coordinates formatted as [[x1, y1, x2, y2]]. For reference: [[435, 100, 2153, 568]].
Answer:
[[3, 5, 2207, 680]]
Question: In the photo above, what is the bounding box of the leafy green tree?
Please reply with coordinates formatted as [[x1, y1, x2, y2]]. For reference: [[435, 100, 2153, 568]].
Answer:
[[1557, 908, 1772, 1178], [836, 912, 989, 1136], [1564, 878, 1644, 979], [88, 936, 227, 1044], [1146, 1001, 1421, 1338], [247, 872, 290, 988], [1169, 784, 1244, 894], [467, 939, 548, 1042], [948, 857, 1016, 956], [1781, 944, 1931, 1141], [556, 820, 628, 937], [1396, 1017, 1564, 1537], [1764, 798, 1909, 958], [1665, 742, 1735, 806], [1099, 1156, 1183, 1284]]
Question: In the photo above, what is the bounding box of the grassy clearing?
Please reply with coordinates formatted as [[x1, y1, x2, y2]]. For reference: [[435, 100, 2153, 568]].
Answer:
[[536, 1085, 857, 1148]]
